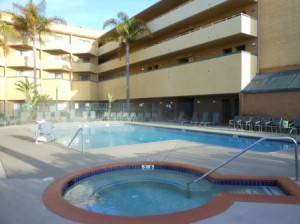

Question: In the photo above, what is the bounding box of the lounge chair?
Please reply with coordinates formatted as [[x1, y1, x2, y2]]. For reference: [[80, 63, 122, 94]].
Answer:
[[90, 111, 96, 121], [206, 112, 220, 126], [54, 111, 61, 122], [36, 112, 44, 122], [186, 112, 198, 125], [69, 111, 76, 121], [144, 112, 151, 121], [110, 112, 117, 120], [35, 120, 55, 144], [44, 112, 52, 121], [20, 111, 30, 124], [122, 112, 129, 121], [258, 116, 272, 132], [150, 112, 158, 121], [137, 112, 144, 121], [266, 117, 282, 132], [129, 112, 136, 121], [237, 116, 252, 130], [82, 111, 88, 121], [289, 118, 300, 134], [229, 115, 241, 130], [169, 112, 185, 124], [247, 116, 261, 131], [0, 115, 11, 126], [198, 112, 209, 126], [116, 112, 123, 121], [102, 111, 110, 120]]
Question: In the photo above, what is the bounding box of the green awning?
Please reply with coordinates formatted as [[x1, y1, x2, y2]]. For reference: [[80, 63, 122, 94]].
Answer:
[[242, 69, 300, 93]]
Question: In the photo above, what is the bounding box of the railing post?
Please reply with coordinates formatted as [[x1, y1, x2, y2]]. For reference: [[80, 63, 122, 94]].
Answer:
[[187, 136, 299, 192]]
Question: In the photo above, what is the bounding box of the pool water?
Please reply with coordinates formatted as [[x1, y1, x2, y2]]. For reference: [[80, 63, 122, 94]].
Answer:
[[54, 124, 295, 152], [63, 169, 285, 216]]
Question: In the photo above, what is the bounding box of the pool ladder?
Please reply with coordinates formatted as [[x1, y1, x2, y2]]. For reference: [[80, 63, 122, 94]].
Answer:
[[187, 136, 299, 192], [67, 127, 84, 153]]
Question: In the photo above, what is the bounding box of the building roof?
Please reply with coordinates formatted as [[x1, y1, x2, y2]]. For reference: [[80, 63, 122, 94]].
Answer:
[[242, 69, 300, 93]]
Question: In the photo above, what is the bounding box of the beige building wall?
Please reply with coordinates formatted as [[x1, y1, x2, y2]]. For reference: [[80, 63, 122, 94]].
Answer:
[[259, 0, 300, 72]]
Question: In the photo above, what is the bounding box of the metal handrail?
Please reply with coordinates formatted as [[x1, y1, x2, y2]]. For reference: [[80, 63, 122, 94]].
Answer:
[[187, 137, 299, 192], [290, 127, 298, 136], [67, 127, 84, 152]]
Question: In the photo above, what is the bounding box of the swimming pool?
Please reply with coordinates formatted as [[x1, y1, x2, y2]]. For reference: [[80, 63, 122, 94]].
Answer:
[[54, 124, 295, 152], [43, 161, 300, 224]]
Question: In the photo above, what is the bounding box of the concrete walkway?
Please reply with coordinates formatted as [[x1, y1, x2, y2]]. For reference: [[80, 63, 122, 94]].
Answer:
[[0, 123, 299, 224]]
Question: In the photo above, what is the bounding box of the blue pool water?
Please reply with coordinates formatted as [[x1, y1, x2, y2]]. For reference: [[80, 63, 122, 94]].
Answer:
[[54, 124, 295, 152]]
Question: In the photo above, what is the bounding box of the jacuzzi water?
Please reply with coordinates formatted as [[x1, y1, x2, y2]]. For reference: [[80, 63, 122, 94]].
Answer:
[[63, 169, 285, 216], [54, 124, 295, 151]]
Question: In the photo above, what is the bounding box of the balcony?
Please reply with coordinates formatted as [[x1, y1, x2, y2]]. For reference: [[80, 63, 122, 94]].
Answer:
[[98, 14, 257, 72], [0, 58, 4, 67], [6, 56, 41, 69], [72, 62, 98, 73], [43, 59, 71, 71], [43, 41, 71, 54], [72, 44, 98, 57], [71, 81, 98, 101], [98, 0, 257, 55], [98, 52, 257, 100], [0, 77, 4, 99]]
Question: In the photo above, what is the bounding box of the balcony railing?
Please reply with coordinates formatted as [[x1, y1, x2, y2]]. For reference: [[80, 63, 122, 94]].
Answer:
[[6, 56, 41, 69], [99, 14, 257, 72], [43, 59, 71, 71]]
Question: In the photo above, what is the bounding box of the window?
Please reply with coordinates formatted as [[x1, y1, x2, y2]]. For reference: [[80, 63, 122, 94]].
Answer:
[[236, 45, 246, 52], [16, 50, 32, 57], [16, 71, 32, 77], [55, 36, 63, 41], [223, 48, 232, 54], [50, 54, 63, 60], [178, 58, 190, 64], [78, 39, 90, 45], [78, 75, 90, 81], [78, 57, 90, 63], [50, 73, 63, 79]]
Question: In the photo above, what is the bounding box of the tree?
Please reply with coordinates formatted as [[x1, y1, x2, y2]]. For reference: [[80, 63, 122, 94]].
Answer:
[[14, 78, 37, 111], [96, 12, 152, 112], [107, 92, 115, 114], [0, 12, 19, 55], [11, 0, 65, 91]]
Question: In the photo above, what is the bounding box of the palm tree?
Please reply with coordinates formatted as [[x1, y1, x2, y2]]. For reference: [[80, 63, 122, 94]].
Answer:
[[0, 12, 19, 55], [14, 78, 37, 111], [96, 12, 152, 112], [11, 0, 66, 91]]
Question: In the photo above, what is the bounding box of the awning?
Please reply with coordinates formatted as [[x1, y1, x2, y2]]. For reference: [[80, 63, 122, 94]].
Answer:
[[242, 69, 300, 93]]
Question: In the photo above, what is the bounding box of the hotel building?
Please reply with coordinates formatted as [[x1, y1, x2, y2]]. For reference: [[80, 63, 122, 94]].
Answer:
[[1, 0, 299, 122]]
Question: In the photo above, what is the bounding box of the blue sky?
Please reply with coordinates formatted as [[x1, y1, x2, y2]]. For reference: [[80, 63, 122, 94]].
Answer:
[[0, 0, 160, 30]]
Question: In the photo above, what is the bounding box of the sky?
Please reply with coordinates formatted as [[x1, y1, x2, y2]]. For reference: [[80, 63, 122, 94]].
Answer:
[[0, 0, 160, 31]]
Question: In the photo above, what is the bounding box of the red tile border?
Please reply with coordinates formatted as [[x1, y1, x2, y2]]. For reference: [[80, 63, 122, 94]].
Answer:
[[43, 161, 300, 224]]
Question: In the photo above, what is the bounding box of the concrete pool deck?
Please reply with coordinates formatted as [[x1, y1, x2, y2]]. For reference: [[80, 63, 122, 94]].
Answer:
[[0, 122, 299, 224]]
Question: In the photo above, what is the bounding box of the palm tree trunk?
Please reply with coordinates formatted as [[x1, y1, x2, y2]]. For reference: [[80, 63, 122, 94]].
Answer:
[[32, 34, 37, 91], [125, 43, 130, 112]]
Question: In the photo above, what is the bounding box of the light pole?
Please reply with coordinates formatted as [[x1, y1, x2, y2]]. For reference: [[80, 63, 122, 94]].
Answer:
[[56, 87, 58, 111]]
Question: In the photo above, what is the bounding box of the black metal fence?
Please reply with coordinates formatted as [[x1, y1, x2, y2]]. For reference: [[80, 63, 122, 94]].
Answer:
[[0, 100, 238, 125]]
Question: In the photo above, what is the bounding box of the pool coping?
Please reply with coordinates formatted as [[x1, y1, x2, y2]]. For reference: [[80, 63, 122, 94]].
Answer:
[[43, 161, 300, 224]]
